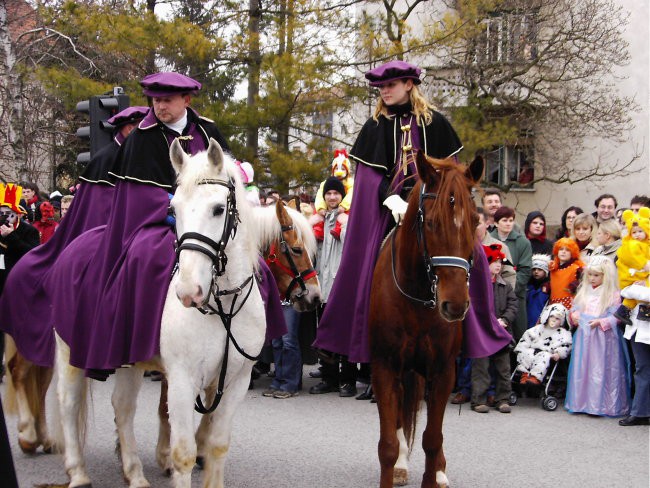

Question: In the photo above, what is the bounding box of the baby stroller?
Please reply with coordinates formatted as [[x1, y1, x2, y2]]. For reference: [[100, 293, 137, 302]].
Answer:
[[510, 357, 569, 411]]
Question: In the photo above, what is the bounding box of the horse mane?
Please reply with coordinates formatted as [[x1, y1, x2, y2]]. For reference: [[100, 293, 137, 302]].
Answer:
[[175, 149, 260, 270], [411, 158, 477, 249], [254, 205, 318, 260]]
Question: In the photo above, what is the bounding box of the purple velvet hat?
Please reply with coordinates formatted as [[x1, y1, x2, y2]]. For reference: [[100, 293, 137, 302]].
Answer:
[[140, 72, 202, 97], [107, 106, 149, 126], [365, 60, 422, 87]]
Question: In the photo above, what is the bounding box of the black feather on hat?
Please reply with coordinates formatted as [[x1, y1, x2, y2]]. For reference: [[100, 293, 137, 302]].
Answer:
[[323, 177, 345, 198]]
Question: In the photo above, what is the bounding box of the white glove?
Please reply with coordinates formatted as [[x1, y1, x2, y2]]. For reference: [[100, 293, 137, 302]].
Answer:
[[383, 195, 409, 224]]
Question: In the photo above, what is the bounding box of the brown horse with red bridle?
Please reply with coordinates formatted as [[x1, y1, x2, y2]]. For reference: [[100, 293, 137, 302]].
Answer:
[[369, 151, 483, 488]]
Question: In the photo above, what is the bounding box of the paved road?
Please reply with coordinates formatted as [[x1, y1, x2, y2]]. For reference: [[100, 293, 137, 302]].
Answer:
[[3, 372, 649, 488]]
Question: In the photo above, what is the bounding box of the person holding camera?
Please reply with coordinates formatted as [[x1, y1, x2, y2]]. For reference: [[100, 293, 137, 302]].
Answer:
[[0, 183, 40, 379]]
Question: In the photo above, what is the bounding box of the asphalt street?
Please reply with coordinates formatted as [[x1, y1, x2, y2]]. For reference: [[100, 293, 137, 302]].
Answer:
[[3, 371, 649, 488]]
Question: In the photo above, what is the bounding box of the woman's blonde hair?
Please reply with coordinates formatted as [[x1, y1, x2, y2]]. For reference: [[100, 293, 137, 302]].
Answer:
[[570, 213, 597, 239], [373, 83, 436, 125], [596, 219, 621, 240], [573, 256, 619, 316]]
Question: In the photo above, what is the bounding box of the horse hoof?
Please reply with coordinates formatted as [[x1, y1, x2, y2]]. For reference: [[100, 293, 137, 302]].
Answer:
[[196, 455, 204, 470], [18, 437, 38, 454], [393, 468, 409, 486], [42, 444, 53, 454]]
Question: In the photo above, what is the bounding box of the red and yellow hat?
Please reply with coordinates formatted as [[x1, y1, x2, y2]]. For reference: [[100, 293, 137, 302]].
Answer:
[[0, 183, 27, 214]]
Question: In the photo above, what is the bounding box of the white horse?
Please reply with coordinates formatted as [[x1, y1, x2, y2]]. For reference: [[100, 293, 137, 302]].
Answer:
[[54, 138, 267, 488]]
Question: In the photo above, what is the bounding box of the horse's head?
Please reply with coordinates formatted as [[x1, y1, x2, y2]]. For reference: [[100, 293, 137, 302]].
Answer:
[[257, 201, 321, 312], [406, 151, 483, 322], [170, 138, 258, 308]]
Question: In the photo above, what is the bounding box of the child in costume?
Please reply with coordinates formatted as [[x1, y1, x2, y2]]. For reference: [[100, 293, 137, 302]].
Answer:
[[566, 256, 630, 416], [613, 207, 650, 325], [235, 160, 260, 207], [514, 303, 572, 385], [549, 237, 584, 311], [471, 243, 517, 413], [527, 253, 551, 328], [32, 201, 58, 244], [311, 149, 354, 240]]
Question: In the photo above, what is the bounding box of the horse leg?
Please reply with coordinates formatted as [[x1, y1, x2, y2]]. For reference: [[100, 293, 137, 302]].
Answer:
[[34, 365, 55, 453], [112, 367, 150, 488], [372, 362, 401, 488], [55, 335, 91, 488], [201, 368, 252, 488], [167, 366, 199, 488], [194, 384, 216, 470], [393, 427, 409, 486], [421, 371, 455, 488], [156, 375, 174, 476], [7, 354, 40, 453]]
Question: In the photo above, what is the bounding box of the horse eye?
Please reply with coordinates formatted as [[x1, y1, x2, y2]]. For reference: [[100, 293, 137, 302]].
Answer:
[[291, 247, 303, 255], [213, 204, 225, 216]]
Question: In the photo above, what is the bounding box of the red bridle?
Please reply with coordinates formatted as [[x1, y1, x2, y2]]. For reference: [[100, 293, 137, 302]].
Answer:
[[265, 232, 317, 301]]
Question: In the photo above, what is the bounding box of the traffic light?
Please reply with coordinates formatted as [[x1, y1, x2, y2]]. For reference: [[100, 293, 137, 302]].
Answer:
[[76, 87, 130, 164]]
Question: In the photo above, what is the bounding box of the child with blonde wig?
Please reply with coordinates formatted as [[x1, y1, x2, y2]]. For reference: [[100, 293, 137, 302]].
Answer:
[[566, 256, 631, 417]]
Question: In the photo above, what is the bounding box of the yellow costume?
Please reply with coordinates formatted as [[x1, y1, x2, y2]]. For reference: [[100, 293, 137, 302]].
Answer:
[[315, 149, 354, 213], [616, 208, 650, 309]]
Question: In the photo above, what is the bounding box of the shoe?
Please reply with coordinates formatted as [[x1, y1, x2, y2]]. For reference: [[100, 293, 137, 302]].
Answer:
[[273, 390, 298, 399], [339, 383, 358, 397], [618, 415, 650, 426], [526, 376, 541, 385], [472, 404, 489, 413], [450, 392, 470, 404], [262, 388, 277, 397], [356, 385, 373, 400], [497, 401, 512, 413], [486, 395, 496, 408], [309, 381, 336, 394], [150, 371, 163, 381], [519, 372, 529, 384], [308, 370, 322, 378], [614, 304, 633, 326]]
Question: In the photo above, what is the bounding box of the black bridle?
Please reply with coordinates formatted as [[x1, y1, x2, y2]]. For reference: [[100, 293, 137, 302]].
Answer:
[[391, 182, 472, 309], [265, 224, 317, 303], [172, 177, 260, 415]]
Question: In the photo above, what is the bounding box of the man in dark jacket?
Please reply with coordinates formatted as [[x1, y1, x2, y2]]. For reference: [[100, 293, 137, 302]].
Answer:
[[471, 243, 518, 414]]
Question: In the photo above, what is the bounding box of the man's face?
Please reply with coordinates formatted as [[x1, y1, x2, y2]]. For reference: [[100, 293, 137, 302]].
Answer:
[[324, 190, 342, 210], [483, 195, 501, 218], [22, 188, 35, 201], [152, 94, 190, 124], [596, 197, 616, 221], [0, 206, 18, 226]]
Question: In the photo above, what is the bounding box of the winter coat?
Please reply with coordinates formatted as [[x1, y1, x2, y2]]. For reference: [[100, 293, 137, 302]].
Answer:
[[490, 228, 533, 298], [527, 278, 550, 328], [493, 274, 518, 337], [591, 239, 622, 262], [0, 220, 40, 291]]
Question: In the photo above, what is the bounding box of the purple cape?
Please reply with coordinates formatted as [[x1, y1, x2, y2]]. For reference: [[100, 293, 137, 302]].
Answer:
[[314, 164, 511, 363], [0, 183, 114, 366]]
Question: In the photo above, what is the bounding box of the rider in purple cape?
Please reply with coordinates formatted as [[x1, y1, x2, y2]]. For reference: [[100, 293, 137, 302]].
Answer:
[[314, 60, 512, 364], [51, 73, 285, 379], [0, 106, 149, 367]]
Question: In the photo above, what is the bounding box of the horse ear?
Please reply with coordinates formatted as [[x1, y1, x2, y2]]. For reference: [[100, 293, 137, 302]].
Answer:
[[170, 139, 187, 174], [415, 150, 432, 181], [207, 138, 224, 172], [465, 155, 484, 184], [275, 199, 292, 226], [286, 198, 298, 210]]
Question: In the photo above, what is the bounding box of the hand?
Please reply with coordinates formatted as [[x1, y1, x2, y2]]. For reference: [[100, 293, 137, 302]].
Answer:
[[588, 319, 600, 329], [383, 195, 409, 224], [497, 318, 508, 328], [318, 209, 326, 217], [570, 311, 580, 325], [551, 353, 560, 361], [337, 206, 346, 214], [0, 224, 13, 237]]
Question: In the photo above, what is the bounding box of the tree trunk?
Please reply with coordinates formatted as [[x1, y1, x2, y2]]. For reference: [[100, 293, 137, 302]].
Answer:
[[246, 0, 261, 159]]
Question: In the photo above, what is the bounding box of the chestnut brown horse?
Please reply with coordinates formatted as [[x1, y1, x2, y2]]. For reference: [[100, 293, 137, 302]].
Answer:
[[369, 151, 483, 488]]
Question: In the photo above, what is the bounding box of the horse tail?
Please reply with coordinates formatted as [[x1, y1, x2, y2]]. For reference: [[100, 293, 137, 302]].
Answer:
[[401, 370, 425, 453], [3, 336, 18, 414]]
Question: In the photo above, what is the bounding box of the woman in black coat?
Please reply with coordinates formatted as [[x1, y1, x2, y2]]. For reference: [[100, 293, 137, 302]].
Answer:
[[525, 211, 554, 255]]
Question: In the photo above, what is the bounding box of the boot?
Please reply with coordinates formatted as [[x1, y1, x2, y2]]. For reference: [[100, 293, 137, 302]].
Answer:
[[313, 221, 325, 241], [519, 372, 529, 384], [356, 384, 373, 400]]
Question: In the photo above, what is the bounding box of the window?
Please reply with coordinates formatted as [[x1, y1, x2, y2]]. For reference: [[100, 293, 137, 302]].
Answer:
[[485, 144, 534, 188], [476, 13, 537, 64]]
